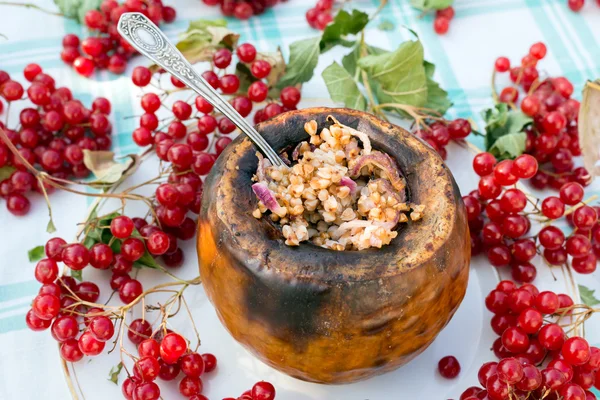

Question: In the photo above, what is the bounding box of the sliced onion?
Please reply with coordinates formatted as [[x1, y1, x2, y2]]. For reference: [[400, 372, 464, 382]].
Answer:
[[292, 141, 306, 161], [255, 153, 272, 182], [252, 182, 284, 214], [339, 176, 358, 194], [350, 151, 405, 192]]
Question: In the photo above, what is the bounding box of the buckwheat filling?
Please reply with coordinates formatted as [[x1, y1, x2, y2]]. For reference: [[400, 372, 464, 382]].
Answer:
[[251, 116, 424, 251]]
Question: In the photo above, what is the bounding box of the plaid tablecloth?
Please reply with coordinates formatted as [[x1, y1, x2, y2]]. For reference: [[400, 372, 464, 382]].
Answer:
[[1, 0, 600, 398]]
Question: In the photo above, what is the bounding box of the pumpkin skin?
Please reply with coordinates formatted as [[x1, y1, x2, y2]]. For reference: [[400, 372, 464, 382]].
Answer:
[[197, 108, 470, 384]]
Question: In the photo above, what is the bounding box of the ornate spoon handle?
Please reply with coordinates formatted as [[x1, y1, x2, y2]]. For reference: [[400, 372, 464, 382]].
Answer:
[[117, 12, 285, 167]]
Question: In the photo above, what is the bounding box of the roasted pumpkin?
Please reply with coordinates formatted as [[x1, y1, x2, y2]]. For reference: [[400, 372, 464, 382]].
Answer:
[[197, 108, 470, 384]]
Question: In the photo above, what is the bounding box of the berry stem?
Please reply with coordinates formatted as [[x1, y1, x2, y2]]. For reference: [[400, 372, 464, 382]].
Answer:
[[0, 1, 66, 18]]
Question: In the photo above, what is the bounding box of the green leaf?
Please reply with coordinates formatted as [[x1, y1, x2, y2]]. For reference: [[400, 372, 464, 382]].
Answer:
[[322, 62, 367, 111], [579, 285, 600, 307], [277, 37, 321, 88], [28, 246, 45, 262], [108, 362, 123, 385], [489, 132, 527, 160], [357, 40, 428, 108], [342, 44, 388, 78], [482, 104, 532, 158], [378, 19, 395, 31], [236, 62, 257, 93], [423, 77, 452, 115], [423, 60, 436, 78], [410, 0, 454, 11], [71, 269, 83, 282], [135, 251, 160, 270], [321, 10, 369, 52], [0, 165, 16, 181], [53, 0, 101, 23], [187, 18, 228, 31]]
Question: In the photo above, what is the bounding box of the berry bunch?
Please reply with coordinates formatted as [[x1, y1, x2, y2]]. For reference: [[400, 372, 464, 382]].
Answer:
[[130, 41, 302, 177], [305, 0, 335, 30], [433, 6, 455, 35], [494, 42, 589, 190], [455, 281, 599, 400], [413, 118, 473, 160], [121, 332, 218, 399], [0, 66, 112, 216], [467, 151, 599, 278], [200, 0, 286, 20], [61, 0, 176, 77]]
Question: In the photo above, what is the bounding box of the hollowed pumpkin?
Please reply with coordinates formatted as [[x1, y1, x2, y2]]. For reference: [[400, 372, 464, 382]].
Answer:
[[197, 108, 470, 384]]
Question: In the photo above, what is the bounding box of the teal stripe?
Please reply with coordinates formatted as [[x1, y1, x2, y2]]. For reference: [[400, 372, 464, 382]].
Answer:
[[0, 313, 28, 334], [0, 281, 39, 303], [525, 0, 583, 83], [556, 1, 600, 78]]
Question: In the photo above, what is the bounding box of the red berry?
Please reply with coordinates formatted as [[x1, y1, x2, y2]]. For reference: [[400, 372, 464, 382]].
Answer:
[[132, 66, 152, 87], [539, 323, 565, 350], [61, 243, 90, 270], [26, 308, 52, 331], [502, 326, 530, 353], [220, 74, 240, 94], [111, 215, 135, 239], [530, 42, 547, 59], [60, 338, 84, 362], [138, 339, 160, 358], [119, 279, 143, 303], [135, 356, 161, 382], [128, 318, 152, 345], [433, 16, 450, 34], [494, 56, 511, 73], [32, 294, 60, 320], [180, 353, 205, 378], [562, 337, 591, 366], [89, 316, 115, 341], [438, 356, 461, 379], [160, 332, 187, 364], [73, 57, 95, 78], [237, 43, 257, 62], [34, 259, 59, 284], [213, 48, 232, 69], [568, 0, 585, 12], [497, 357, 524, 384], [251, 60, 271, 79]]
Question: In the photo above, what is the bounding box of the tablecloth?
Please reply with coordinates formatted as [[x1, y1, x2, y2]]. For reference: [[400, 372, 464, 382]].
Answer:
[[1, 0, 600, 398]]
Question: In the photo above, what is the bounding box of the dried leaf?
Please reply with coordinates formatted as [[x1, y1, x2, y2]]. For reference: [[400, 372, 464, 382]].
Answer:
[[578, 80, 600, 177], [0, 165, 16, 181], [83, 150, 139, 186], [108, 362, 124, 385], [28, 246, 45, 262]]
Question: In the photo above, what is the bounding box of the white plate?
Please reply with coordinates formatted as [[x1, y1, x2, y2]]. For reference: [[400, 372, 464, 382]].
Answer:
[[66, 138, 581, 400]]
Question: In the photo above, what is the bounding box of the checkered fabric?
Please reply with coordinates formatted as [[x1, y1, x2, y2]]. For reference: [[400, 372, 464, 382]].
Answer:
[[1, 0, 600, 398]]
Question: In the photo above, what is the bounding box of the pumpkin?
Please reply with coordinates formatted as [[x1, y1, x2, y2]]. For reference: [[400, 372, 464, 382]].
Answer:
[[197, 108, 470, 384]]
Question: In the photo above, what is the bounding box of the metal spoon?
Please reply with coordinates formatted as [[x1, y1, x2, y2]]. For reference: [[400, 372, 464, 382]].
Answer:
[[117, 12, 285, 168]]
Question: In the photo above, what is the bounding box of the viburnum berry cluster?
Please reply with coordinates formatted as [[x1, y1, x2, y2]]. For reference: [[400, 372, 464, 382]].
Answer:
[[454, 281, 600, 400], [61, 0, 176, 77], [0, 66, 113, 216], [305, 0, 336, 30], [200, 0, 286, 20], [129, 41, 302, 176], [467, 151, 599, 278], [494, 42, 590, 190], [567, 0, 600, 12], [413, 117, 473, 160]]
